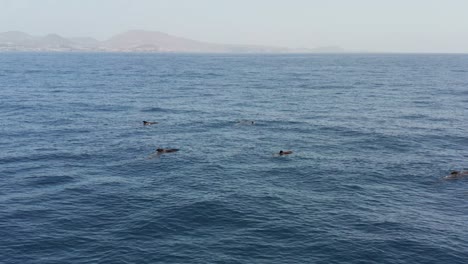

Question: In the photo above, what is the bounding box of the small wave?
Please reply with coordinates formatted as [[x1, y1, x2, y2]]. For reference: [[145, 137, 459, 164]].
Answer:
[[94, 105, 131, 112], [412, 100, 431, 105], [199, 120, 237, 129], [161, 200, 255, 229], [318, 125, 367, 137], [0, 152, 95, 164], [456, 90, 468, 96], [23, 69, 44, 74], [388, 83, 413, 87], [27, 175, 75, 186], [140, 107, 195, 114], [140, 107, 167, 112], [315, 85, 348, 90], [399, 114, 429, 120], [426, 117, 452, 122], [63, 185, 94, 195]]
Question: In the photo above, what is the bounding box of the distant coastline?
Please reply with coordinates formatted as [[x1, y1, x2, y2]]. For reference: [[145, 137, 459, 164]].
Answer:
[[0, 30, 346, 54]]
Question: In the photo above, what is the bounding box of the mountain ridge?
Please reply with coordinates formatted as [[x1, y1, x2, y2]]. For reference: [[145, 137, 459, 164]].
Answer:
[[0, 30, 345, 53]]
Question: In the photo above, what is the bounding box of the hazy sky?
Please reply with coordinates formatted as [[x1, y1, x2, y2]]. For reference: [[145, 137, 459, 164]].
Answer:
[[1, 0, 467, 52]]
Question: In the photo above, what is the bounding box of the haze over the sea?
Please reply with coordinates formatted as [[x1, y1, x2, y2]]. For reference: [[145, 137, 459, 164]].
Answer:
[[0, 0, 467, 53]]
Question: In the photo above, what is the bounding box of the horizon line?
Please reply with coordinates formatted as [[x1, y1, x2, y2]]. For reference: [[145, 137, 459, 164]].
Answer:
[[2, 30, 467, 54]]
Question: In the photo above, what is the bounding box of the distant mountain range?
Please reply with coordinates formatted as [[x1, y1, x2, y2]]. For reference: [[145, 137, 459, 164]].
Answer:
[[0, 30, 346, 53]]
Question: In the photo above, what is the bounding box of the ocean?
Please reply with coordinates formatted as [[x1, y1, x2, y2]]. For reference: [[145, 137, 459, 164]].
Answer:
[[1, 52, 468, 263]]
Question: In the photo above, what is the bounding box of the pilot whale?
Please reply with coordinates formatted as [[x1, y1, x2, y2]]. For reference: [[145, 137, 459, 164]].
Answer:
[[143, 121, 158, 126], [156, 148, 179, 154], [444, 170, 468, 180]]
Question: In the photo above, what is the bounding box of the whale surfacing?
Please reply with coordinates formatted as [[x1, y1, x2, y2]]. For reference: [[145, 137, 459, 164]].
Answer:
[[279, 150, 293, 156], [143, 121, 158, 126], [444, 170, 468, 180], [156, 148, 179, 154]]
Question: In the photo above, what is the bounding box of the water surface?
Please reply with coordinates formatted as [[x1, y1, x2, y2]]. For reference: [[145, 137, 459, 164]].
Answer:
[[1, 53, 468, 263]]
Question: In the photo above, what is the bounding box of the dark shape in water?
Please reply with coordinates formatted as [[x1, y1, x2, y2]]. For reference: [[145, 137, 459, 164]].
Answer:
[[143, 121, 158, 126], [237, 120, 255, 125], [444, 170, 468, 180], [156, 148, 179, 154], [279, 150, 293, 156]]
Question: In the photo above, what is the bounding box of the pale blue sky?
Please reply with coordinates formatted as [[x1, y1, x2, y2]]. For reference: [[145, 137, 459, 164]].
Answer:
[[1, 0, 467, 52]]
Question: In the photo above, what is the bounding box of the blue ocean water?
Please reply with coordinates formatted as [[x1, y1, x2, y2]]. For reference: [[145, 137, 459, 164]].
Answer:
[[1, 52, 468, 264]]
